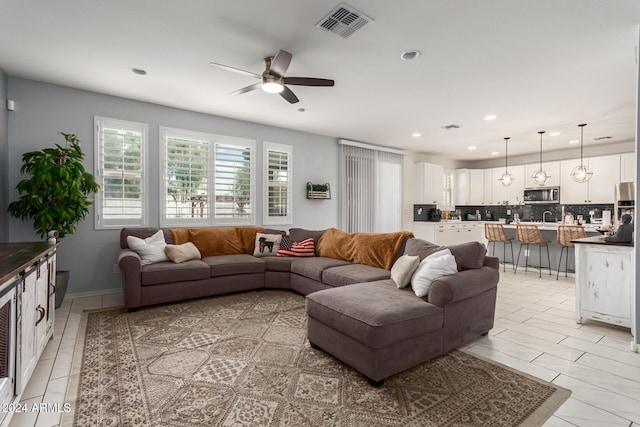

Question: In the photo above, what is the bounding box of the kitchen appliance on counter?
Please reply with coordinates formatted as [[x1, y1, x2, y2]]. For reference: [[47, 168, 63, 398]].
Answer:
[[413, 204, 441, 222], [614, 182, 635, 225], [523, 186, 560, 204]]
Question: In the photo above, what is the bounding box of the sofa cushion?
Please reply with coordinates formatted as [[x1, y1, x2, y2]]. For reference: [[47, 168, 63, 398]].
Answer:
[[276, 237, 315, 257], [322, 264, 391, 288], [390, 254, 420, 288], [289, 228, 325, 255], [262, 256, 295, 272], [404, 238, 486, 271], [290, 257, 351, 282], [305, 280, 443, 349], [141, 260, 210, 285], [253, 233, 282, 257], [120, 228, 173, 249], [201, 254, 266, 277], [165, 242, 201, 264], [411, 249, 458, 297], [127, 230, 170, 265]]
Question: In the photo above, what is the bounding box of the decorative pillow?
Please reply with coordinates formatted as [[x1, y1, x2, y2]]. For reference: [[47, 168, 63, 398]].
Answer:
[[165, 242, 201, 264], [404, 238, 445, 261], [276, 237, 316, 257], [390, 254, 420, 288], [253, 233, 283, 257], [126, 230, 170, 265], [411, 249, 458, 297], [280, 235, 293, 249], [447, 241, 487, 270]]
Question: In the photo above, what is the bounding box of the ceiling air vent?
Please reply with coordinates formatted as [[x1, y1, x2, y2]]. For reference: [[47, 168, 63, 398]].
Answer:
[[316, 3, 373, 39], [443, 124, 461, 130], [593, 136, 612, 141]]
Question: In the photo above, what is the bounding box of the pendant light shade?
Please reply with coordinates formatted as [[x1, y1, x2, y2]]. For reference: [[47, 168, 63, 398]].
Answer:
[[532, 130, 550, 186], [498, 137, 514, 187], [571, 123, 593, 183]]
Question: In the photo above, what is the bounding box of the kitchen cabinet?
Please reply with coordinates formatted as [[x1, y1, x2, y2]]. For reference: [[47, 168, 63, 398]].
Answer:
[[413, 222, 481, 245], [524, 161, 561, 188], [492, 165, 525, 205], [455, 169, 469, 205], [414, 162, 444, 205], [456, 168, 491, 205], [560, 155, 620, 204], [620, 152, 636, 183], [482, 169, 493, 205]]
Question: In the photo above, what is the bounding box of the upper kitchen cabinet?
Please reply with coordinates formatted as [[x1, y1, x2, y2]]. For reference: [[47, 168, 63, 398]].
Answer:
[[492, 165, 525, 205], [524, 161, 561, 188], [560, 155, 620, 204], [414, 162, 444, 204], [620, 152, 636, 183], [455, 169, 469, 205], [455, 169, 491, 205]]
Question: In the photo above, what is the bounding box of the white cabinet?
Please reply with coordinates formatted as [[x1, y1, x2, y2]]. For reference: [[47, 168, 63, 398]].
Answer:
[[414, 162, 444, 205], [483, 170, 493, 205], [560, 155, 619, 204], [413, 222, 480, 246], [492, 165, 525, 205], [469, 169, 486, 205], [18, 269, 38, 391], [413, 222, 446, 245], [455, 169, 469, 205], [620, 152, 636, 183], [456, 169, 490, 205], [524, 161, 561, 188]]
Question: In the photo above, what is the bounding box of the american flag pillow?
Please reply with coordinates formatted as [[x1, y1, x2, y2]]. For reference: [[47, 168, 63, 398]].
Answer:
[[276, 237, 315, 257]]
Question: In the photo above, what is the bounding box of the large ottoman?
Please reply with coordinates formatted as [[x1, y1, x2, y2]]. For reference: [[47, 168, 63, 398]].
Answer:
[[305, 279, 444, 386]]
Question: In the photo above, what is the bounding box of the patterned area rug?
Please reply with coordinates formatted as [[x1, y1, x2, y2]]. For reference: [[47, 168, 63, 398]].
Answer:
[[63, 290, 570, 426]]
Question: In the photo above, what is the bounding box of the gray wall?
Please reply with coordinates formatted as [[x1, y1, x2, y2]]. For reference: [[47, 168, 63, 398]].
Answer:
[[0, 68, 8, 242], [7, 77, 339, 294]]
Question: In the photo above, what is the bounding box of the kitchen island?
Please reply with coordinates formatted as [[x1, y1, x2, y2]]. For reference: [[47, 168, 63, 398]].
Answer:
[[573, 235, 635, 339]]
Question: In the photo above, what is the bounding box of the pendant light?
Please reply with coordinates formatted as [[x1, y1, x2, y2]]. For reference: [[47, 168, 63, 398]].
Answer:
[[532, 131, 550, 186], [498, 137, 514, 187], [570, 123, 593, 183]]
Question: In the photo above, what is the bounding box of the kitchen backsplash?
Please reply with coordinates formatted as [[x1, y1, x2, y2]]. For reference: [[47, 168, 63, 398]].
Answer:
[[456, 203, 614, 223]]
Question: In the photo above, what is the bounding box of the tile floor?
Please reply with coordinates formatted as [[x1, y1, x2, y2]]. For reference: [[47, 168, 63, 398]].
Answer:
[[7, 269, 640, 426]]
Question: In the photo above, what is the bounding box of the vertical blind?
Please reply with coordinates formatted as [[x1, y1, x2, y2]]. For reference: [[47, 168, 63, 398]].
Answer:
[[340, 142, 403, 233]]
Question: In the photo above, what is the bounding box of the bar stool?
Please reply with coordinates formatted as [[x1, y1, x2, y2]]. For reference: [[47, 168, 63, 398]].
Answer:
[[484, 223, 514, 272], [556, 225, 587, 279], [515, 224, 552, 277]]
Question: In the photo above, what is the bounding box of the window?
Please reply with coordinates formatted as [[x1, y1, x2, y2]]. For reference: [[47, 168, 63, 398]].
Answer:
[[95, 117, 148, 228], [159, 128, 255, 226], [160, 128, 211, 226], [263, 142, 293, 225], [442, 169, 455, 208], [339, 140, 404, 233]]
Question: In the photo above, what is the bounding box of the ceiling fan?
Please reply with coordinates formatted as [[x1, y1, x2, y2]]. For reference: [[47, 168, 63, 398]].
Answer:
[[209, 50, 334, 104]]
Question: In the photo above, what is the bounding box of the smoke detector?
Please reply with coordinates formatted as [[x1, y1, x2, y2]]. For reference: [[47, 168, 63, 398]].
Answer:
[[316, 3, 373, 38]]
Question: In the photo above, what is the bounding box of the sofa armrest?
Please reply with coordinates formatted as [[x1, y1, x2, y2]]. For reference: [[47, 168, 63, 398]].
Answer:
[[427, 266, 499, 308], [118, 249, 143, 309], [483, 255, 499, 270]]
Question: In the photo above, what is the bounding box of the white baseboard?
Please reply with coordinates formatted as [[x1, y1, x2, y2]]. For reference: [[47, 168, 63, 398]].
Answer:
[[64, 288, 123, 300]]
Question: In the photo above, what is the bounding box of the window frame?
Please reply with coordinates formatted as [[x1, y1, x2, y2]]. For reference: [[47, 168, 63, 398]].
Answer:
[[263, 141, 293, 225], [94, 116, 149, 229]]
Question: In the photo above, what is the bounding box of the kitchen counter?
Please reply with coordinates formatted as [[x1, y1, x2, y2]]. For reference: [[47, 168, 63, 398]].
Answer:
[[0, 242, 59, 285], [572, 235, 633, 247]]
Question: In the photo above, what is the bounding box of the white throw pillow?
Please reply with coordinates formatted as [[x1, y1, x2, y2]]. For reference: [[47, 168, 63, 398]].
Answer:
[[391, 254, 420, 288], [411, 249, 458, 298], [253, 233, 283, 257], [126, 230, 170, 265]]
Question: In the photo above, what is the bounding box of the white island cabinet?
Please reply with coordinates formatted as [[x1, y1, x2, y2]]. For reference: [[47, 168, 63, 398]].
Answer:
[[573, 236, 635, 338]]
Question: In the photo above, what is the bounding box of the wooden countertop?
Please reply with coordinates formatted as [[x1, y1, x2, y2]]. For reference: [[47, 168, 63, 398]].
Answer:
[[0, 242, 59, 284], [572, 236, 634, 247]]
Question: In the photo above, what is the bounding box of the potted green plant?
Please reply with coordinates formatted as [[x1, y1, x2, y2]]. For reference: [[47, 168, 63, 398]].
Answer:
[[7, 132, 100, 307]]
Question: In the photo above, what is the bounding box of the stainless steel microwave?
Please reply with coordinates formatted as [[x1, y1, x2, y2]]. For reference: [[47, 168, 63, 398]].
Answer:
[[523, 187, 560, 204]]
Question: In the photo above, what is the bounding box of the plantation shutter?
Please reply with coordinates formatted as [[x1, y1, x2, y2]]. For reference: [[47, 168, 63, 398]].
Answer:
[[264, 142, 293, 225], [95, 117, 147, 228], [213, 139, 255, 223], [162, 130, 210, 224]]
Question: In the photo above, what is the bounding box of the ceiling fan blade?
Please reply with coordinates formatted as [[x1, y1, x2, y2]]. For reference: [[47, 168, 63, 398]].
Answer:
[[209, 61, 261, 79], [284, 77, 335, 87], [230, 82, 261, 95], [269, 50, 293, 78], [279, 86, 299, 104]]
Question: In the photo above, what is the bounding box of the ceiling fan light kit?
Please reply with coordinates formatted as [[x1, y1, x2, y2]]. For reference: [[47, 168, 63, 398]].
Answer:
[[571, 123, 593, 183], [209, 49, 334, 104], [532, 130, 550, 186], [498, 137, 514, 187]]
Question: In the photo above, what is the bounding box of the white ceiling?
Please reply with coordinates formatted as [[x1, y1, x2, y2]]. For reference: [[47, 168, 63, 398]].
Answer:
[[1, 0, 639, 160]]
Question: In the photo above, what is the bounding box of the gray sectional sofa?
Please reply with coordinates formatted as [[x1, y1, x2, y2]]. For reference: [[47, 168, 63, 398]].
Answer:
[[118, 226, 499, 385]]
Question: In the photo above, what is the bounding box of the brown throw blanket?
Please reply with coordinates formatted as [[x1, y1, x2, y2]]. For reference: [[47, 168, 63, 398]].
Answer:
[[171, 226, 265, 257], [316, 228, 414, 270]]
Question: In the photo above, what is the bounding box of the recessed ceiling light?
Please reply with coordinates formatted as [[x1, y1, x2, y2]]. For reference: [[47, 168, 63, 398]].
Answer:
[[484, 115, 497, 121], [297, 108, 306, 112], [468, 146, 477, 151], [401, 50, 421, 61], [549, 131, 560, 136], [491, 151, 499, 156], [412, 132, 421, 137], [131, 68, 147, 75], [569, 139, 579, 144]]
